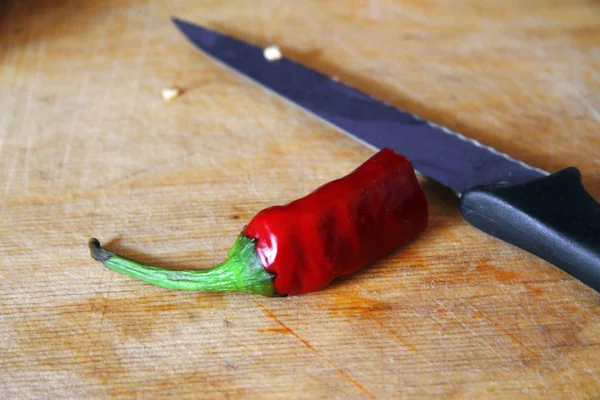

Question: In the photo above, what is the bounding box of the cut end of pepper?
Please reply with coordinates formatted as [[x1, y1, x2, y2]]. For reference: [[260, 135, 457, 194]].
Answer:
[[88, 235, 277, 297], [89, 238, 114, 263]]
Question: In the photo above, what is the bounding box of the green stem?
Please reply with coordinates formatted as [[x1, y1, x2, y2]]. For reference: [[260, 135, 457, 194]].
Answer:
[[88, 235, 275, 297]]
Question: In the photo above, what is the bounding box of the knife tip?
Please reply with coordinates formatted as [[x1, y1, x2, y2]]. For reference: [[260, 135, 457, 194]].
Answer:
[[171, 16, 186, 27], [170, 17, 212, 36]]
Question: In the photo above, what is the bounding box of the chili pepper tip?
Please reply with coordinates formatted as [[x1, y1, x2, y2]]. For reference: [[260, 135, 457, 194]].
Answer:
[[89, 238, 113, 263]]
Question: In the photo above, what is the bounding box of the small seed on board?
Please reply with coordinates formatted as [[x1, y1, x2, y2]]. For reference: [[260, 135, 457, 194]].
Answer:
[[162, 87, 181, 102], [263, 45, 282, 61]]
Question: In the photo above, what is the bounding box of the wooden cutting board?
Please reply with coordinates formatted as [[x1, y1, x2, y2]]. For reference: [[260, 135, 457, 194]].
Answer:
[[1, 0, 599, 398]]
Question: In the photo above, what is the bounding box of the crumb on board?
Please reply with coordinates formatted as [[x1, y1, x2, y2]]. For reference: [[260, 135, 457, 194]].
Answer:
[[263, 45, 282, 61], [162, 87, 181, 102]]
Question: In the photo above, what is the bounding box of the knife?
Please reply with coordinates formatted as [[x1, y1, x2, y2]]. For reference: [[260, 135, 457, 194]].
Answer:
[[172, 18, 600, 292]]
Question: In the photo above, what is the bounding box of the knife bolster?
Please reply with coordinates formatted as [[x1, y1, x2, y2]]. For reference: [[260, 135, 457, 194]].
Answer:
[[459, 167, 600, 292]]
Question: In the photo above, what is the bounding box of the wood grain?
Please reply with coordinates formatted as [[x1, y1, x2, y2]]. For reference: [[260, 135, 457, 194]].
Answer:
[[1, 0, 599, 398]]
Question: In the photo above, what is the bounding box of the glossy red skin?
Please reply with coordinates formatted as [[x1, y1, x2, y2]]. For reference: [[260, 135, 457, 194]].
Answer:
[[243, 148, 428, 295]]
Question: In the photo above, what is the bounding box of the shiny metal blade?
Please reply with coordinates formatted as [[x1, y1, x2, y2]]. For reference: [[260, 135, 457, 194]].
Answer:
[[173, 18, 547, 194]]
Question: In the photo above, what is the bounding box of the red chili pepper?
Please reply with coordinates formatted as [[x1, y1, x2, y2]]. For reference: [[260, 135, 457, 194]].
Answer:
[[89, 148, 428, 296]]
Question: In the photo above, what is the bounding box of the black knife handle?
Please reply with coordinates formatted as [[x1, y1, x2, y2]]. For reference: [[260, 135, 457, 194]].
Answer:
[[459, 167, 600, 292]]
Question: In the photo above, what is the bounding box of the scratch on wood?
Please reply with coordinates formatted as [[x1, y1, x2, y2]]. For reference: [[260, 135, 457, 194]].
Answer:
[[258, 327, 288, 334], [3, 154, 17, 199], [473, 310, 539, 358], [582, 96, 600, 123], [123, 2, 151, 134], [59, 55, 92, 190], [367, 0, 381, 20], [1, 15, 27, 201], [368, 318, 418, 354], [97, 269, 115, 335], [253, 300, 374, 399]]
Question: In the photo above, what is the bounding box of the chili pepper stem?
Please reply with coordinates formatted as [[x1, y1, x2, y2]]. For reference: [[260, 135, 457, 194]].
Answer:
[[88, 235, 276, 296]]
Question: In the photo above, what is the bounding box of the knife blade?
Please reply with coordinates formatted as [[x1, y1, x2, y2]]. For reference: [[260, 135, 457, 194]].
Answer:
[[172, 18, 600, 292]]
